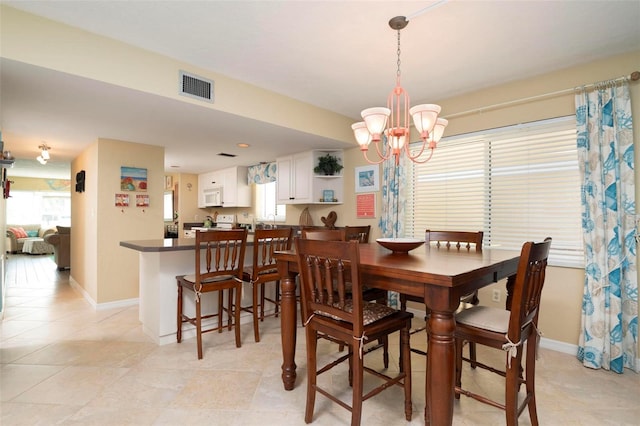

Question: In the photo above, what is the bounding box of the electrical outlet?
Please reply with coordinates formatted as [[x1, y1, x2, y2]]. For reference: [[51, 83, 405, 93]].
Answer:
[[492, 289, 501, 303]]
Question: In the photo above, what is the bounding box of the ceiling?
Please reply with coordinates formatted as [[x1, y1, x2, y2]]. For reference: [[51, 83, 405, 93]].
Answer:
[[1, 0, 639, 179]]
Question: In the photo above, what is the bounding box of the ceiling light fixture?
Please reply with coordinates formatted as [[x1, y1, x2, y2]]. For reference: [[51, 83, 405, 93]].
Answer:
[[37, 143, 50, 165], [352, 16, 448, 165]]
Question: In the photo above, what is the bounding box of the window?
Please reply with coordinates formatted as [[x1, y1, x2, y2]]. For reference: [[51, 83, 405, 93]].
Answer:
[[406, 116, 582, 267], [163, 191, 174, 222], [255, 181, 286, 222], [6, 191, 71, 228]]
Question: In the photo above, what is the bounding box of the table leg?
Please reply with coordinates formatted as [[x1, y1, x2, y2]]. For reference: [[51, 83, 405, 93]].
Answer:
[[280, 272, 297, 390], [425, 310, 456, 426]]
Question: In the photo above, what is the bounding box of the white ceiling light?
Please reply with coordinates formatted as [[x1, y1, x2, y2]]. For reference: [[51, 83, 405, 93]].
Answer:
[[37, 143, 50, 164]]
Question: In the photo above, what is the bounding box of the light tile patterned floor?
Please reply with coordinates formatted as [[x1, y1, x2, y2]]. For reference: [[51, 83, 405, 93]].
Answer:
[[1, 254, 639, 425]]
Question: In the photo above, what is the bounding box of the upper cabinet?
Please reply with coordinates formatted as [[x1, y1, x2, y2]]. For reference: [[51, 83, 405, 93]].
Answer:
[[198, 166, 250, 208], [220, 166, 251, 207], [276, 150, 344, 205]]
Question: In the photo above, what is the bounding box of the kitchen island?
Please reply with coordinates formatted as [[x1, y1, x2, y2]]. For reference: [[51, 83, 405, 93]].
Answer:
[[120, 237, 255, 344]]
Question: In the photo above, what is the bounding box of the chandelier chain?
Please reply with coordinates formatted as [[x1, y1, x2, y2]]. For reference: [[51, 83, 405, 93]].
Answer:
[[396, 30, 402, 79]]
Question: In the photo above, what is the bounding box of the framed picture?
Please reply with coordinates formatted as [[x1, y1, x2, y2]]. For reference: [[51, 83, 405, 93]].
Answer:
[[322, 189, 335, 202], [355, 165, 379, 193], [115, 193, 129, 207], [356, 193, 376, 218], [121, 166, 148, 191], [136, 194, 150, 207]]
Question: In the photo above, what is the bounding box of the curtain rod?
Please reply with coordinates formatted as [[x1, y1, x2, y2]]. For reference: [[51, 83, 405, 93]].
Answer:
[[445, 71, 640, 120]]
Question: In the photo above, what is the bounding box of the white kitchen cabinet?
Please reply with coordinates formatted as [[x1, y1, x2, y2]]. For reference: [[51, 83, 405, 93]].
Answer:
[[197, 171, 222, 208], [198, 166, 250, 208], [276, 150, 343, 205], [220, 166, 251, 207], [276, 152, 312, 204]]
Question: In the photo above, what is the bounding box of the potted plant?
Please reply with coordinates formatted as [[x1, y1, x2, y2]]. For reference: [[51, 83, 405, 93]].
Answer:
[[314, 153, 344, 175]]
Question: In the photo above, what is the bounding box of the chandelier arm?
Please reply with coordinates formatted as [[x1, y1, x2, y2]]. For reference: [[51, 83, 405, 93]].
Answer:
[[405, 146, 435, 164], [373, 141, 392, 162], [407, 139, 427, 158], [362, 149, 387, 165]]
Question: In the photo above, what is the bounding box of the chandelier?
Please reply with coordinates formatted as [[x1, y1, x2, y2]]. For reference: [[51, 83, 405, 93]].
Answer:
[[352, 16, 448, 165], [37, 143, 50, 165]]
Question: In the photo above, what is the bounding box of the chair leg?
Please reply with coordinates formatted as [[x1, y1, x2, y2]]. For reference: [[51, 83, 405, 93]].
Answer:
[[505, 346, 523, 426], [176, 283, 183, 343], [401, 326, 412, 421], [195, 296, 203, 359], [253, 284, 260, 342], [274, 281, 280, 317], [382, 335, 389, 369], [454, 337, 463, 400], [259, 284, 265, 321], [350, 339, 364, 426], [526, 335, 539, 425], [227, 288, 234, 331], [217, 289, 224, 333], [234, 285, 242, 347], [469, 342, 477, 369], [305, 328, 318, 424]]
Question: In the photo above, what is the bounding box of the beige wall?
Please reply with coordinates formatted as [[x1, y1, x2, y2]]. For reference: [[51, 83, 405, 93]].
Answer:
[[331, 51, 639, 351], [71, 139, 164, 304]]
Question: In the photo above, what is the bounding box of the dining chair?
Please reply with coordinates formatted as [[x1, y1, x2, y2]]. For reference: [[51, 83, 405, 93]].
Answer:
[[454, 237, 552, 426], [240, 227, 293, 342], [301, 226, 390, 366], [344, 225, 371, 243], [300, 227, 345, 241], [295, 238, 413, 426], [400, 230, 484, 364], [176, 228, 248, 359]]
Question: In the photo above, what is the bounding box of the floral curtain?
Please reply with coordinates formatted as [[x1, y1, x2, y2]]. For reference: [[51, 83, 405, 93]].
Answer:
[[247, 162, 277, 184], [575, 80, 638, 373], [378, 155, 407, 238], [378, 154, 407, 308]]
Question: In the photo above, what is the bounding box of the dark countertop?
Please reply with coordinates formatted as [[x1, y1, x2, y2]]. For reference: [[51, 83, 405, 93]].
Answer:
[[120, 236, 255, 252]]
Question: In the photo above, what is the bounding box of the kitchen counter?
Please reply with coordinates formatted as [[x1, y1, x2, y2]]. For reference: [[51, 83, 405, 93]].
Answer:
[[120, 235, 256, 345], [120, 235, 254, 253]]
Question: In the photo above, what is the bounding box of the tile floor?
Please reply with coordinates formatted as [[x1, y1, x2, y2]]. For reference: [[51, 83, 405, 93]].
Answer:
[[1, 254, 638, 425]]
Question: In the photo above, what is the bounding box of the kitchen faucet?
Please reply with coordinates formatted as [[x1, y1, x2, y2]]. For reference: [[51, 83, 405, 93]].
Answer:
[[266, 213, 276, 229]]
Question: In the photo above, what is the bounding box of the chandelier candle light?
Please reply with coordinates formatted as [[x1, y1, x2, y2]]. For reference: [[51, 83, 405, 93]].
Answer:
[[352, 16, 448, 165]]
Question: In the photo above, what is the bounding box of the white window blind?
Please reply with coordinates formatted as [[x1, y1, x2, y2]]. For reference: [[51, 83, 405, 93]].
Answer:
[[406, 116, 583, 267]]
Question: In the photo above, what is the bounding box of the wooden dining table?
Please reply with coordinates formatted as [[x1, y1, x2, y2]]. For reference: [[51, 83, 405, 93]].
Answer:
[[275, 241, 520, 426]]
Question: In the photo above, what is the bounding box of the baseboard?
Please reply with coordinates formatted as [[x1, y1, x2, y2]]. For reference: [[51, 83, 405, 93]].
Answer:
[[69, 276, 138, 310]]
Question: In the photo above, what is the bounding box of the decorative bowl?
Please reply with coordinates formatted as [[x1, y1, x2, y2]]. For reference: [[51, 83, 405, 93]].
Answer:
[[376, 237, 425, 254]]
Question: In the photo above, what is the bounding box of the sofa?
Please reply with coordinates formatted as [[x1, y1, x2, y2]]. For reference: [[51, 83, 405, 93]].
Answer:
[[44, 226, 71, 270], [6, 224, 56, 254]]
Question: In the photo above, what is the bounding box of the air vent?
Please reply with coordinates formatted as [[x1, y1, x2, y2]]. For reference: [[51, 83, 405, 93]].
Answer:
[[179, 71, 214, 103], [217, 153, 236, 158]]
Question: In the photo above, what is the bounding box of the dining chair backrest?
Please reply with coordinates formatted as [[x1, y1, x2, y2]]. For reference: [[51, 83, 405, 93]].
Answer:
[[195, 228, 248, 283], [295, 238, 362, 333], [300, 228, 346, 241], [249, 227, 293, 281], [425, 230, 483, 251], [508, 237, 552, 344], [344, 225, 371, 243]]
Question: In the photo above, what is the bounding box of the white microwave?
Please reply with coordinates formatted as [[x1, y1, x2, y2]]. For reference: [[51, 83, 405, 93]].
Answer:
[[202, 187, 223, 207]]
